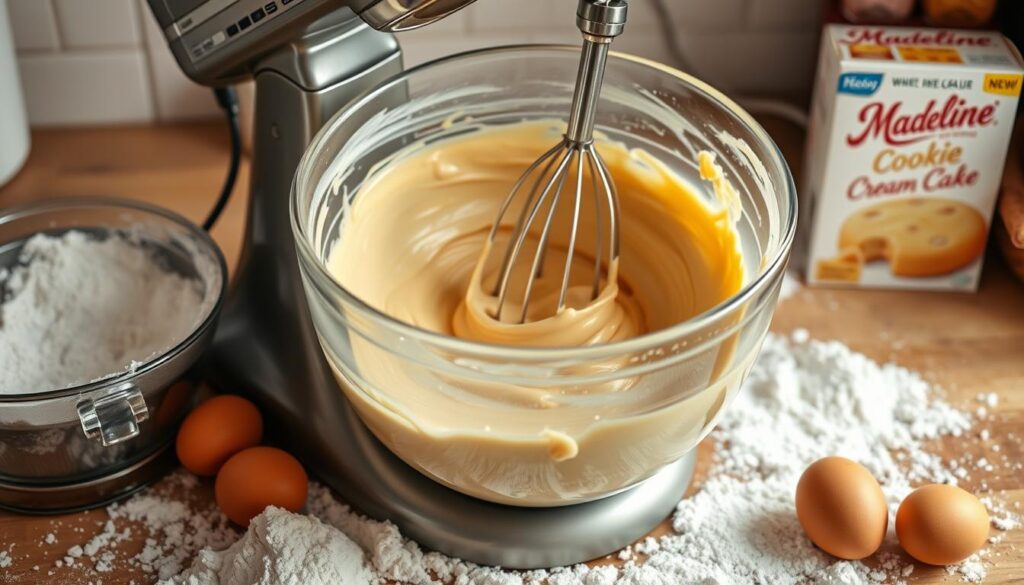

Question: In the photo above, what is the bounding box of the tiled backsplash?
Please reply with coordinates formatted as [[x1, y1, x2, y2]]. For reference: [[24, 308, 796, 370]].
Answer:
[[5, 0, 821, 126]]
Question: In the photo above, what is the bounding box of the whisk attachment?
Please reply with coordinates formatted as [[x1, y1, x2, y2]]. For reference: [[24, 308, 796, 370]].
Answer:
[[487, 0, 627, 324]]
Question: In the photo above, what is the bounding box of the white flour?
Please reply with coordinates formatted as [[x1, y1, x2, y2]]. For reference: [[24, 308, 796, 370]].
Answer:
[[169, 507, 375, 585], [0, 230, 211, 394], [8, 332, 1018, 584], [778, 269, 801, 302]]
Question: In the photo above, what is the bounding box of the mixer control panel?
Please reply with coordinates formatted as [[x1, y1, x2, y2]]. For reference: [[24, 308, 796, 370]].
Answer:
[[163, 0, 307, 64]]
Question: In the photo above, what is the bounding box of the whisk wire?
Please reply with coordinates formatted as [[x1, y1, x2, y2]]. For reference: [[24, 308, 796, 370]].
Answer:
[[490, 142, 565, 297], [586, 147, 605, 298], [494, 145, 575, 320], [487, 141, 565, 244], [557, 148, 587, 311], [486, 0, 627, 324], [591, 145, 620, 261], [515, 149, 576, 323], [531, 150, 568, 279]]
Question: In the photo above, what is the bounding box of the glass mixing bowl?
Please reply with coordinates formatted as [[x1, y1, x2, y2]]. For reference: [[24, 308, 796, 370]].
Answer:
[[292, 46, 796, 506]]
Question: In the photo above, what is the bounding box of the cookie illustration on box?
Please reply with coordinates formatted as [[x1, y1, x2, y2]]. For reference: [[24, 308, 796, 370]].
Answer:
[[815, 246, 865, 283], [803, 25, 1022, 290], [825, 198, 987, 279]]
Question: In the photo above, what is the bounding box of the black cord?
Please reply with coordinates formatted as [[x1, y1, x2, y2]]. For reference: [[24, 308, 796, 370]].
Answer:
[[203, 86, 241, 231]]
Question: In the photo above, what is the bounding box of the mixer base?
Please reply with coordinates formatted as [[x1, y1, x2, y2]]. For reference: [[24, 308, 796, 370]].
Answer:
[[323, 401, 697, 569]]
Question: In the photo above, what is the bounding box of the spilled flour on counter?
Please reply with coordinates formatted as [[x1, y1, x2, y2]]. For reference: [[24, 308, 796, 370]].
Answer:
[[778, 269, 802, 302], [171, 507, 376, 585], [12, 332, 1018, 585], [0, 230, 212, 394]]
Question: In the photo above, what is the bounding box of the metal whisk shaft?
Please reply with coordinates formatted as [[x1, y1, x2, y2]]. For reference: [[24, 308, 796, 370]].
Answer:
[[487, 0, 627, 324]]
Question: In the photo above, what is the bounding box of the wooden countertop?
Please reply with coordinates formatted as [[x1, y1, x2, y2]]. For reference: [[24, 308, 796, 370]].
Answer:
[[0, 121, 1021, 584]]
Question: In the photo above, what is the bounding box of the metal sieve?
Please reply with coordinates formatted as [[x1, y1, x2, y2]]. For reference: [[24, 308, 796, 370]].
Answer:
[[0, 197, 226, 513]]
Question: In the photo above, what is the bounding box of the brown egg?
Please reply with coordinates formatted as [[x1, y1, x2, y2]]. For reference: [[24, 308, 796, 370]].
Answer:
[[896, 484, 989, 565], [795, 456, 888, 560], [215, 446, 308, 527], [176, 395, 263, 476]]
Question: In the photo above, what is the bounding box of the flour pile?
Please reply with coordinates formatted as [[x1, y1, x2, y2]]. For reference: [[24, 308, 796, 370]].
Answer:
[[155, 331, 1015, 585], [10, 332, 1017, 584], [606, 332, 973, 584], [171, 507, 375, 585], [0, 230, 212, 394]]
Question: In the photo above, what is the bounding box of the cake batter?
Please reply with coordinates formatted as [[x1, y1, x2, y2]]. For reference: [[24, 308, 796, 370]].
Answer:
[[324, 121, 750, 504]]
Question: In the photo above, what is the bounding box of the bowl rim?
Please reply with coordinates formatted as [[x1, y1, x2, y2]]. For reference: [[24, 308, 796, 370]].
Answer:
[[0, 196, 228, 403], [291, 44, 798, 360]]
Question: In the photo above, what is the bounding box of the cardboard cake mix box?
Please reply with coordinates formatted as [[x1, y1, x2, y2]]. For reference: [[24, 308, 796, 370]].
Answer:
[[804, 25, 1023, 290]]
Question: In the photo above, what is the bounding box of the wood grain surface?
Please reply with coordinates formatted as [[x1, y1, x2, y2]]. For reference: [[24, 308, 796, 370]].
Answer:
[[0, 120, 1021, 584]]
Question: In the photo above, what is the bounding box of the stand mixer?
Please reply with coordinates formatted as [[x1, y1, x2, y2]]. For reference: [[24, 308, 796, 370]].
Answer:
[[148, 0, 698, 568]]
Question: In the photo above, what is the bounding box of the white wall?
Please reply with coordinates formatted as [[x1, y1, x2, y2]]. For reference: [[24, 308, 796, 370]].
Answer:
[[7, 0, 217, 124], [401, 0, 822, 94], [4, 0, 821, 126]]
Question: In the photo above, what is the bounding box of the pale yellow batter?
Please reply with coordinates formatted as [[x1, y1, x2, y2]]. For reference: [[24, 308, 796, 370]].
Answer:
[[324, 121, 750, 505]]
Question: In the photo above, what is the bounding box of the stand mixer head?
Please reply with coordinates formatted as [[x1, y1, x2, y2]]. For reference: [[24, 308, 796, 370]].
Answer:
[[147, 0, 478, 85]]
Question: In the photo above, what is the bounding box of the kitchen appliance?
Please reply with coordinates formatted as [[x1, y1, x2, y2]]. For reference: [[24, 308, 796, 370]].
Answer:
[[0, 198, 226, 512], [149, 0, 797, 568], [488, 1, 625, 324], [0, 0, 29, 186]]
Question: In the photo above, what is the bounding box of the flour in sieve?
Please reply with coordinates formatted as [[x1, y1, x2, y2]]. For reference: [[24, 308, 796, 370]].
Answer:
[[0, 230, 213, 394]]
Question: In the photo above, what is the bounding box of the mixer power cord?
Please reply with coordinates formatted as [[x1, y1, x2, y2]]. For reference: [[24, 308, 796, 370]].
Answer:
[[204, 86, 241, 231]]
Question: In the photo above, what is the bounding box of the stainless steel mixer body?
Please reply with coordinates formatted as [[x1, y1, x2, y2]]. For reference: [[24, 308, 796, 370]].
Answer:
[[149, 0, 694, 568]]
